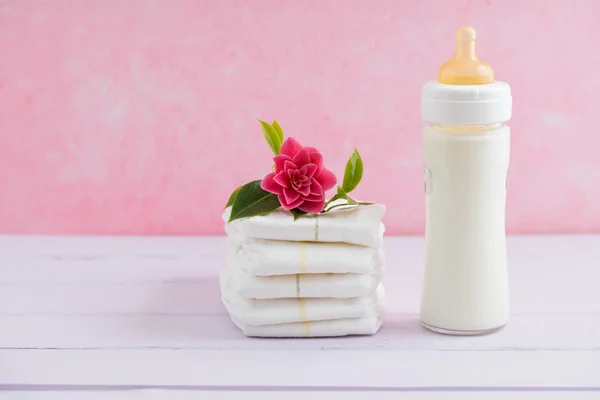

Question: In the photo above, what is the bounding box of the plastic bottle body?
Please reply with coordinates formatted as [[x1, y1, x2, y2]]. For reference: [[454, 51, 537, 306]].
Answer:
[[421, 122, 510, 334]]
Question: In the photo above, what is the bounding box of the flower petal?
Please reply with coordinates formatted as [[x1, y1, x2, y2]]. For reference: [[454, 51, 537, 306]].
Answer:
[[310, 179, 323, 196], [284, 160, 297, 173], [303, 193, 324, 202], [260, 172, 283, 195], [278, 194, 304, 210], [273, 154, 292, 172], [298, 199, 325, 214], [273, 171, 290, 188], [316, 167, 336, 191], [305, 147, 323, 175], [290, 169, 303, 189], [292, 148, 311, 167], [280, 137, 303, 158], [297, 184, 310, 196], [304, 163, 317, 179], [283, 187, 301, 204]]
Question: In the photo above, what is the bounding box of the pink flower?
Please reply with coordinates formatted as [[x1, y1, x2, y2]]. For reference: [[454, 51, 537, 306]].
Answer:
[[261, 137, 337, 214]]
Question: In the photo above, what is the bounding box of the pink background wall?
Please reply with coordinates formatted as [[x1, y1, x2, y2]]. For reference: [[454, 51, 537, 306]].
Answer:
[[1, 0, 599, 235]]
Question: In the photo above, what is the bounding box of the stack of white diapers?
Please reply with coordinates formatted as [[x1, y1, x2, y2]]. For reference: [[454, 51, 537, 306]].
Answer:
[[221, 203, 386, 338]]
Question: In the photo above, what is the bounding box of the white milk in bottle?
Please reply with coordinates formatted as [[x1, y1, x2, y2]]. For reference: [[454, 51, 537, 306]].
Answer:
[[420, 26, 512, 335]]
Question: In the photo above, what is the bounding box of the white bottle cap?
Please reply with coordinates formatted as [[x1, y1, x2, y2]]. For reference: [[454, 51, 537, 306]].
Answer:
[[421, 81, 512, 125]]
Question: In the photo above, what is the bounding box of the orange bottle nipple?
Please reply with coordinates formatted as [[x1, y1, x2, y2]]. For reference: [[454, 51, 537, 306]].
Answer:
[[438, 26, 495, 85]]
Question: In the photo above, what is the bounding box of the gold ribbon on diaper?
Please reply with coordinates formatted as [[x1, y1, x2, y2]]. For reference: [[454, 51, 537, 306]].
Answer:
[[298, 298, 310, 337], [298, 243, 308, 276], [296, 243, 310, 336], [296, 243, 308, 297], [313, 214, 319, 241], [295, 274, 302, 298]]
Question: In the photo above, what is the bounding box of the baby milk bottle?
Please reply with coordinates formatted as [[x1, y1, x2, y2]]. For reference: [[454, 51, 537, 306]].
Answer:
[[420, 26, 512, 335]]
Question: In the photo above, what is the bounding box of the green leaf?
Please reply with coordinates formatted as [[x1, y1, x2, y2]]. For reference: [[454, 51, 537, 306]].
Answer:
[[272, 120, 284, 143], [225, 186, 242, 208], [290, 208, 308, 220], [228, 180, 281, 223], [336, 186, 358, 205], [259, 120, 282, 155], [342, 148, 364, 193], [323, 193, 340, 210]]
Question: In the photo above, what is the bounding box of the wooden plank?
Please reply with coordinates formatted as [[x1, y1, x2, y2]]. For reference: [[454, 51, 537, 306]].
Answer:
[[1, 235, 599, 391], [1, 314, 599, 351], [0, 236, 224, 257], [1, 236, 599, 315], [0, 282, 226, 314], [0, 235, 596, 260], [2, 349, 599, 388], [2, 390, 600, 400]]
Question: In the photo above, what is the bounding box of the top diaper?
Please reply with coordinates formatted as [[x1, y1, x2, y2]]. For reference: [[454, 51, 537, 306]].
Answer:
[[222, 203, 386, 247]]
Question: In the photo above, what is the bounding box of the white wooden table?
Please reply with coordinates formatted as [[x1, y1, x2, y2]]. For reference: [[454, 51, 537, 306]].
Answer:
[[1, 235, 599, 399]]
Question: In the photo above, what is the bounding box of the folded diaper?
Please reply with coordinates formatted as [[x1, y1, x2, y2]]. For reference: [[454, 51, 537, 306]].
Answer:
[[220, 276, 385, 326], [221, 202, 387, 337], [222, 203, 386, 247], [223, 263, 382, 299], [226, 237, 384, 276], [230, 315, 383, 338]]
